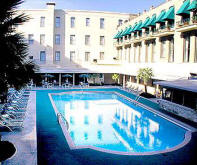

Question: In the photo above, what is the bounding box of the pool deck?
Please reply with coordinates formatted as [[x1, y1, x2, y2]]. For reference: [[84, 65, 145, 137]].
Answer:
[[1, 91, 37, 165], [36, 88, 197, 165]]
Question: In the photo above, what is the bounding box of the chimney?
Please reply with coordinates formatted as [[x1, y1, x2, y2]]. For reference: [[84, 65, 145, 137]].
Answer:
[[46, 2, 56, 9], [150, 5, 154, 10]]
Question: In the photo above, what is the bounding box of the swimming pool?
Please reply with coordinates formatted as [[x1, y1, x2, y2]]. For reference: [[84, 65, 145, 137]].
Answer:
[[48, 88, 191, 155]]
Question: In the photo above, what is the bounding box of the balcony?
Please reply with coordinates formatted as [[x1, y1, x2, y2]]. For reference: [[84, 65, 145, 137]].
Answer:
[[176, 17, 197, 32], [114, 39, 124, 47], [154, 24, 175, 37]]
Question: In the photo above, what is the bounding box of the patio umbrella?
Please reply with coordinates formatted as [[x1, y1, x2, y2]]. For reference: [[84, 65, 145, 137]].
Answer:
[[79, 74, 89, 83], [43, 74, 54, 81], [62, 74, 72, 82]]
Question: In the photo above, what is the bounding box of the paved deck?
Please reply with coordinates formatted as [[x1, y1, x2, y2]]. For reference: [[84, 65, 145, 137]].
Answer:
[[2, 91, 37, 165]]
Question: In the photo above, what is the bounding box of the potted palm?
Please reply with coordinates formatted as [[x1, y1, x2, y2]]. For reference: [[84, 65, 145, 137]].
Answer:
[[112, 73, 120, 85], [137, 67, 153, 93]]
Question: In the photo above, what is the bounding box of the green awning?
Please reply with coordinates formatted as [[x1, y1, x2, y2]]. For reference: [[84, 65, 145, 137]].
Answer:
[[146, 14, 157, 26], [125, 26, 132, 35], [113, 31, 121, 39], [116, 30, 123, 38], [134, 21, 143, 31], [141, 17, 150, 28], [121, 27, 128, 37], [131, 23, 138, 32], [163, 6, 175, 20], [155, 10, 166, 23], [188, 0, 197, 11], [176, 0, 190, 15]]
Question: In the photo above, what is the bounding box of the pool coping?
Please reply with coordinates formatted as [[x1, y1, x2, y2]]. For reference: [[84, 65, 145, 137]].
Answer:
[[2, 91, 37, 165], [48, 90, 193, 156]]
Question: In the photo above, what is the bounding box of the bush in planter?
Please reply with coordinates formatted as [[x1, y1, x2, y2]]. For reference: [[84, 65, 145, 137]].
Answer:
[[112, 74, 119, 85]]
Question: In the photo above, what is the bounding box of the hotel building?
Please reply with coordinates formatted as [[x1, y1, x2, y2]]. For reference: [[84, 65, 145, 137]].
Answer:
[[17, 2, 132, 83], [17, 1, 197, 109]]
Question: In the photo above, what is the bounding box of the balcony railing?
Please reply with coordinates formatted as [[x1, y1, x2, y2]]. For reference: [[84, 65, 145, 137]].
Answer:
[[176, 18, 190, 27], [192, 15, 197, 23]]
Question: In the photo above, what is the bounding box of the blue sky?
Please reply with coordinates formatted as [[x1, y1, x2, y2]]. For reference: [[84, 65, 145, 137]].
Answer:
[[20, 0, 165, 13]]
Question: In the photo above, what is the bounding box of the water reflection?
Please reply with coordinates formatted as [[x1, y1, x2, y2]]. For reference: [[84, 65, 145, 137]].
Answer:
[[53, 92, 186, 153]]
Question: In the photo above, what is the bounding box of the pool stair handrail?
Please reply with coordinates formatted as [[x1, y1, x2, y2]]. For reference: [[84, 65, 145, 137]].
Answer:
[[134, 95, 141, 105], [57, 113, 69, 130]]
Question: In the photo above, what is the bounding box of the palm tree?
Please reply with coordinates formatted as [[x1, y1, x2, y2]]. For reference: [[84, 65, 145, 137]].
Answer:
[[112, 73, 119, 85], [137, 68, 153, 93], [0, 0, 38, 102]]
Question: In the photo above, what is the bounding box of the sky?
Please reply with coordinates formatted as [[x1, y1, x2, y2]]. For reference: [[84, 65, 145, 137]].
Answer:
[[20, 0, 165, 14]]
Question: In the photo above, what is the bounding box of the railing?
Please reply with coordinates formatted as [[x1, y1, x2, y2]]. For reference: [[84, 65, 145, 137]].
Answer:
[[157, 99, 197, 122], [192, 15, 197, 23], [160, 25, 166, 30], [176, 18, 190, 27], [57, 113, 69, 130]]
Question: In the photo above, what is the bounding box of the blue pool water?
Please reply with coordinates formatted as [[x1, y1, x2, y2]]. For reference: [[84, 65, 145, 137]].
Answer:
[[50, 89, 187, 154]]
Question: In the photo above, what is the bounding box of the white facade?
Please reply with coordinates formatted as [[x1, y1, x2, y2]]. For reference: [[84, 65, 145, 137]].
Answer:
[[114, 0, 197, 80], [17, 3, 132, 73]]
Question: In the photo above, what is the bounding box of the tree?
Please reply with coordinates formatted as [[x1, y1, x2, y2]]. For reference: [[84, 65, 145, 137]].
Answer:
[[112, 74, 119, 85], [0, 0, 38, 102], [137, 68, 153, 93]]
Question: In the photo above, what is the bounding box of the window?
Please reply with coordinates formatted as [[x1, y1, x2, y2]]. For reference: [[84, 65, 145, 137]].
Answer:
[[100, 18, 104, 29], [70, 51, 75, 62], [40, 34, 45, 45], [40, 51, 46, 61], [29, 56, 33, 60], [100, 36, 105, 45], [55, 51, 60, 61], [28, 34, 34, 44], [169, 38, 174, 62], [160, 40, 166, 58], [70, 35, 75, 45], [85, 35, 90, 45], [86, 18, 90, 26], [55, 34, 60, 45], [40, 17, 45, 27], [85, 52, 90, 61], [183, 36, 190, 62], [71, 17, 75, 28], [55, 17, 60, 27], [100, 52, 104, 60], [118, 19, 123, 26]]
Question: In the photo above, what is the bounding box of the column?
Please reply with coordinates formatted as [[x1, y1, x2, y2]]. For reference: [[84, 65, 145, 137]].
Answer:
[[155, 37, 161, 62], [174, 32, 183, 63], [123, 75, 126, 88], [190, 34, 196, 63], [59, 73, 61, 86], [150, 43, 153, 62], [166, 39, 170, 62], [73, 73, 75, 85], [128, 46, 131, 63], [141, 41, 146, 63]]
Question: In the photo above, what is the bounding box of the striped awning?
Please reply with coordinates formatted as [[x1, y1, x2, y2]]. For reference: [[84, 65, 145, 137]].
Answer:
[[155, 10, 166, 23], [141, 17, 150, 28], [134, 21, 143, 31], [176, 0, 190, 15], [146, 14, 157, 27], [188, 0, 197, 11], [125, 26, 132, 35], [163, 6, 175, 20]]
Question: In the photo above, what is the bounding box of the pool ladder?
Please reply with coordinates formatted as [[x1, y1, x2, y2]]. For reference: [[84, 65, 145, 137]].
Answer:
[[134, 95, 141, 105], [57, 113, 69, 130]]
